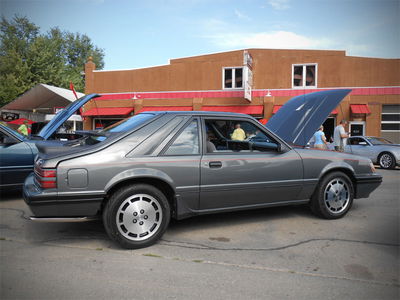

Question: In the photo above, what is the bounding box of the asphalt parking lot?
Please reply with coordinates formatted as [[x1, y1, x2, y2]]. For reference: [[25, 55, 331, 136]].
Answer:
[[1, 169, 399, 300]]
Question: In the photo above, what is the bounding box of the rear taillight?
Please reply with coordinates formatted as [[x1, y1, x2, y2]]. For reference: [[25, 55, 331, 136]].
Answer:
[[34, 165, 57, 189]]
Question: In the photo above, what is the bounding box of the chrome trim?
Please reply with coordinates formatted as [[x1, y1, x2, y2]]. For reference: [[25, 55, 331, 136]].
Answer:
[[29, 216, 98, 222]]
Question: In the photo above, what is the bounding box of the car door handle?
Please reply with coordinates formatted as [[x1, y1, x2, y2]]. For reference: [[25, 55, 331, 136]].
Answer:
[[209, 161, 222, 168]]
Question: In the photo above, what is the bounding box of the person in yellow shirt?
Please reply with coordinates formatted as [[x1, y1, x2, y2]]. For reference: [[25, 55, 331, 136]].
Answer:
[[17, 120, 29, 136], [231, 123, 246, 141]]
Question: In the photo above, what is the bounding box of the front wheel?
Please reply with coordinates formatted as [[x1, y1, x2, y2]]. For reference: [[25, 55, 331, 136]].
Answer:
[[310, 172, 354, 219], [103, 184, 170, 249], [378, 152, 395, 169]]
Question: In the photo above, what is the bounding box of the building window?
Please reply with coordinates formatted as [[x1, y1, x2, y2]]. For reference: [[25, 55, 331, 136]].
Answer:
[[223, 67, 243, 89], [381, 105, 400, 131], [292, 64, 317, 88]]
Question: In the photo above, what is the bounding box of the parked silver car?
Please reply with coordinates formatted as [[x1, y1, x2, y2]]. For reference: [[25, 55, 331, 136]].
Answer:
[[345, 136, 400, 169], [23, 90, 382, 249]]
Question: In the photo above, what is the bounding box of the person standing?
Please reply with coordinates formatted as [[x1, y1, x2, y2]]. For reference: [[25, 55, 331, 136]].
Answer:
[[313, 126, 328, 149], [333, 120, 349, 152], [17, 120, 29, 136]]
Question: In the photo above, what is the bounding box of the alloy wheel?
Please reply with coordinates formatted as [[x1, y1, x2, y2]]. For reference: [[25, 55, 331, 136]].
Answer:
[[324, 178, 350, 214], [379, 153, 393, 169], [116, 193, 162, 241]]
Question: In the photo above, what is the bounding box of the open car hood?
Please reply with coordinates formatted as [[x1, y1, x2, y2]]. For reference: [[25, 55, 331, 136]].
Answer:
[[266, 89, 351, 147], [37, 93, 100, 139]]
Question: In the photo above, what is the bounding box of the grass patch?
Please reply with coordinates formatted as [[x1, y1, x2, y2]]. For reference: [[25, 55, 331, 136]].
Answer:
[[192, 259, 204, 263], [143, 253, 162, 258]]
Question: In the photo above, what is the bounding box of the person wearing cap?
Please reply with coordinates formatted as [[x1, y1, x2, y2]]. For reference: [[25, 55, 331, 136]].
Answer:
[[17, 120, 29, 136], [333, 120, 349, 152], [313, 125, 328, 149]]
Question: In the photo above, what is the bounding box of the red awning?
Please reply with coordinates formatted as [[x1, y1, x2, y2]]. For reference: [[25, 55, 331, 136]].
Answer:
[[138, 106, 193, 113], [272, 105, 283, 114], [202, 105, 263, 114], [350, 104, 371, 114], [82, 107, 134, 116], [7, 118, 35, 125]]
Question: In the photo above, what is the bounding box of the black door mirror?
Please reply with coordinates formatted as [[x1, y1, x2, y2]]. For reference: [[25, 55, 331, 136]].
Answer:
[[3, 136, 19, 145]]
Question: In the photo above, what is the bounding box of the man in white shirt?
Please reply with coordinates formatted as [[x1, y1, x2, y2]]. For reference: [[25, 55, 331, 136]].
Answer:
[[333, 120, 349, 152]]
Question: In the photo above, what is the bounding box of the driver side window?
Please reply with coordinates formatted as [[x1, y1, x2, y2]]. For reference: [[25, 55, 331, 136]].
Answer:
[[204, 119, 277, 153]]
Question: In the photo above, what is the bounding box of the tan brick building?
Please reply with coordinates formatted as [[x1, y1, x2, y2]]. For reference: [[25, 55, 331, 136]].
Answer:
[[83, 49, 400, 142]]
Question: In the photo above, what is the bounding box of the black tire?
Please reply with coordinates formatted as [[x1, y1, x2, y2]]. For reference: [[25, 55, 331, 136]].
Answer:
[[378, 152, 396, 169], [310, 172, 354, 219], [103, 184, 170, 249]]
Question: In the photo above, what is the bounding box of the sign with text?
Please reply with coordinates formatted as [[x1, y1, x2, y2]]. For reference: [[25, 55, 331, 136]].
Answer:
[[244, 66, 253, 102], [243, 50, 253, 70]]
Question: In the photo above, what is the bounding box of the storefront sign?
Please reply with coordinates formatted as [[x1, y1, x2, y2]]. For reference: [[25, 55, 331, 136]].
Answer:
[[243, 66, 253, 102], [243, 50, 253, 70], [1, 112, 19, 121]]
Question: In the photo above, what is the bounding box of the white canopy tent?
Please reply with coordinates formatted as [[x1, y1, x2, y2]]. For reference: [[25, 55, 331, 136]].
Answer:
[[1, 83, 85, 122], [1, 83, 84, 112]]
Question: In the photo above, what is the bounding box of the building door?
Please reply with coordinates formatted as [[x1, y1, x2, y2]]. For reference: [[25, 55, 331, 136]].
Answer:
[[323, 117, 335, 143], [349, 121, 365, 137]]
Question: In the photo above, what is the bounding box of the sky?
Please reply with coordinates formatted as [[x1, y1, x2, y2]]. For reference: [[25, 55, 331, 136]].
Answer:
[[2, 0, 399, 70]]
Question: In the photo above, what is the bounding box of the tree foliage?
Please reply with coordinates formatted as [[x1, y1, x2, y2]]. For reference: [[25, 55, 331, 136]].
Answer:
[[0, 15, 104, 107]]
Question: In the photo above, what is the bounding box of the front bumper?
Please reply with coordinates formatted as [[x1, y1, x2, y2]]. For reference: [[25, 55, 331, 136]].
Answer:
[[23, 173, 105, 218], [354, 173, 383, 199]]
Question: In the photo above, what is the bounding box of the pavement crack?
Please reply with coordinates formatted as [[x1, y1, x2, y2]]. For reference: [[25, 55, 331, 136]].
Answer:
[[0, 207, 30, 220], [160, 238, 399, 251]]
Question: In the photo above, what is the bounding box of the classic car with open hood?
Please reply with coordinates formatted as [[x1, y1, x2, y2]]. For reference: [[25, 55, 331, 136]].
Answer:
[[23, 89, 382, 249], [0, 94, 99, 190]]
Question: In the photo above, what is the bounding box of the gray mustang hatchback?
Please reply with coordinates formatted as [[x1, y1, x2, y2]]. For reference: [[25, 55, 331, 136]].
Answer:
[[23, 90, 382, 249]]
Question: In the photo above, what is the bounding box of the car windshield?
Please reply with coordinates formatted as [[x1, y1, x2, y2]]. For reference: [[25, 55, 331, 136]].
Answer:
[[87, 113, 156, 143], [367, 137, 393, 145], [103, 113, 156, 133]]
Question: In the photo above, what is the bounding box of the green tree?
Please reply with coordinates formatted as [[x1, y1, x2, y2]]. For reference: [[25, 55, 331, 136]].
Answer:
[[0, 15, 104, 107]]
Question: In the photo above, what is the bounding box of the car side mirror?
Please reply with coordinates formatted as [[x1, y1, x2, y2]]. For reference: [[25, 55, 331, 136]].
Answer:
[[250, 141, 281, 152], [3, 136, 18, 145]]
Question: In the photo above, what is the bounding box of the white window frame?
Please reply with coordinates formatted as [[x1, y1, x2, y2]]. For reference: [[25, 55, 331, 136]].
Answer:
[[292, 63, 318, 89], [222, 67, 244, 90], [349, 121, 365, 136]]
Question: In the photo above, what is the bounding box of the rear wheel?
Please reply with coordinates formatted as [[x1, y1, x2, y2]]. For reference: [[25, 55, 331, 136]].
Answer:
[[310, 172, 354, 219], [378, 152, 395, 169], [103, 184, 170, 249]]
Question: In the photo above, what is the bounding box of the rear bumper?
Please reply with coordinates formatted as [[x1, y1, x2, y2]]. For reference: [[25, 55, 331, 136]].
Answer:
[[354, 173, 382, 199], [23, 173, 105, 218]]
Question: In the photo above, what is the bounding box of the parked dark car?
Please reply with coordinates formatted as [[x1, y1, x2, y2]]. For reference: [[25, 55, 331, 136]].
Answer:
[[345, 136, 399, 169], [23, 90, 382, 249], [0, 94, 99, 190], [0, 124, 38, 189]]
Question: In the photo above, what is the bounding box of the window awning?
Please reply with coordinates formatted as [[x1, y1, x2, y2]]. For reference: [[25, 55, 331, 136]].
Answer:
[[350, 104, 371, 114], [82, 107, 134, 116], [202, 105, 263, 114], [138, 106, 193, 113]]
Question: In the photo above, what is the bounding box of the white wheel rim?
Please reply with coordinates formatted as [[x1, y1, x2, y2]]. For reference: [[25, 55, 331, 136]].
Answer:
[[116, 194, 162, 241], [324, 178, 350, 214]]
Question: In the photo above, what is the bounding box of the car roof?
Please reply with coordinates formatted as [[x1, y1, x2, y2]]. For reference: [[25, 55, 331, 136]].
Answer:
[[141, 111, 256, 118]]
